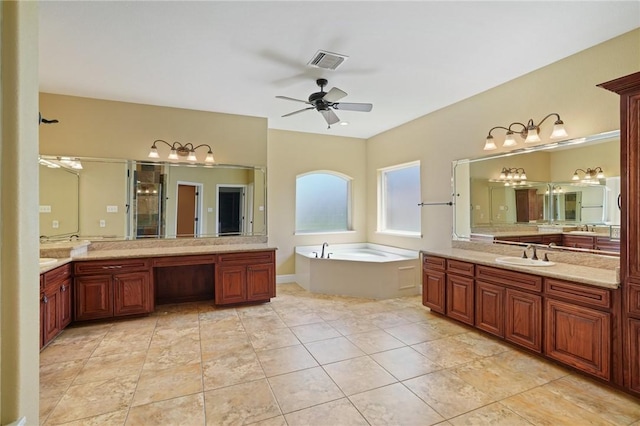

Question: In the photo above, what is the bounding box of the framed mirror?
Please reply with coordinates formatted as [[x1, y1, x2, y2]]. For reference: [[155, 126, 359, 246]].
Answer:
[[453, 130, 620, 250], [38, 155, 267, 241]]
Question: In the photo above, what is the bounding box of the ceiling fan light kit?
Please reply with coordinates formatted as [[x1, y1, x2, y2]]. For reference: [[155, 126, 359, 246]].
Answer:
[[276, 78, 373, 128], [484, 113, 568, 151]]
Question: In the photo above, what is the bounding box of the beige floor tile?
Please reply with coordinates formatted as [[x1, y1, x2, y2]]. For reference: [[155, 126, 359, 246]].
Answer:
[[426, 316, 471, 336], [40, 359, 85, 397], [284, 398, 368, 426], [248, 327, 301, 351], [394, 306, 439, 323], [149, 325, 200, 347], [370, 346, 442, 380], [241, 315, 288, 331], [411, 336, 483, 368], [268, 366, 344, 414], [349, 382, 444, 426], [250, 416, 287, 426], [490, 349, 569, 383], [198, 315, 245, 335], [543, 374, 640, 425], [202, 349, 265, 390], [200, 335, 253, 360], [448, 402, 532, 426], [384, 322, 445, 345], [126, 393, 205, 426], [289, 321, 341, 343], [73, 351, 146, 385], [256, 344, 318, 377], [404, 370, 496, 419], [40, 338, 101, 364], [91, 330, 152, 357], [132, 362, 203, 406], [450, 331, 511, 357], [143, 341, 201, 371], [346, 329, 405, 354], [204, 379, 281, 425], [323, 356, 397, 396], [502, 385, 619, 426], [278, 309, 325, 327], [40, 395, 62, 425], [198, 307, 239, 322], [364, 311, 412, 329], [51, 409, 129, 426], [327, 317, 381, 336], [46, 374, 138, 424], [304, 336, 366, 365]]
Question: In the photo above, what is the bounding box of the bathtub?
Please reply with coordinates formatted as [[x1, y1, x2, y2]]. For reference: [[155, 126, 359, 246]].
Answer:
[[294, 243, 421, 299]]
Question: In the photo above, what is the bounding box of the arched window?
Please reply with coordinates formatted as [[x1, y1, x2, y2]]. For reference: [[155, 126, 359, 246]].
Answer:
[[296, 171, 352, 233]]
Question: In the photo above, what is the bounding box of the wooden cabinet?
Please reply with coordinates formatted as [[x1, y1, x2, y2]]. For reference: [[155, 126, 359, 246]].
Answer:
[[41, 263, 73, 348], [475, 280, 505, 337], [422, 256, 446, 314], [599, 70, 640, 395], [506, 288, 542, 352], [595, 236, 621, 252], [445, 260, 474, 325], [215, 250, 275, 305], [562, 234, 596, 249], [74, 258, 152, 321]]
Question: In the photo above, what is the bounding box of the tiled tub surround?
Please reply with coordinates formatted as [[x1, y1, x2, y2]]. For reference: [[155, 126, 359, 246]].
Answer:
[[40, 283, 640, 425]]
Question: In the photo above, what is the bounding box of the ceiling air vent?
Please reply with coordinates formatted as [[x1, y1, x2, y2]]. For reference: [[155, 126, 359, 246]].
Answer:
[[307, 50, 349, 70]]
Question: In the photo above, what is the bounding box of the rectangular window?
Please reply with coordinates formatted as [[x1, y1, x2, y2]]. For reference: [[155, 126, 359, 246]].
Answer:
[[378, 161, 421, 236]]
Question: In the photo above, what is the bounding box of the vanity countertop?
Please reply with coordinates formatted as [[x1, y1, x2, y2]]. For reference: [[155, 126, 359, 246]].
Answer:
[[39, 243, 276, 274], [421, 247, 619, 289]]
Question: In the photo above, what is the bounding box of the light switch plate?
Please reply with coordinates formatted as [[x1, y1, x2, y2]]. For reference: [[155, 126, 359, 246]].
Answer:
[[106, 205, 118, 213], [40, 205, 52, 213]]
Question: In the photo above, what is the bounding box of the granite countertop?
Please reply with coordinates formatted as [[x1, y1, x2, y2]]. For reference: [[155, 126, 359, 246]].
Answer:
[[421, 247, 618, 289], [39, 243, 276, 274]]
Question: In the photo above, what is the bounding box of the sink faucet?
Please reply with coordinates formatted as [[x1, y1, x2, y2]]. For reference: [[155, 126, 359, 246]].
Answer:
[[524, 244, 538, 260], [320, 242, 329, 259]]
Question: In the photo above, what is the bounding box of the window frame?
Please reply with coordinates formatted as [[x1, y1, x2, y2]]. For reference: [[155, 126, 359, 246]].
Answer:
[[377, 160, 422, 237]]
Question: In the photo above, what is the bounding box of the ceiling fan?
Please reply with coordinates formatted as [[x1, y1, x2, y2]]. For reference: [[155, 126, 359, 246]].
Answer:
[[276, 78, 373, 127]]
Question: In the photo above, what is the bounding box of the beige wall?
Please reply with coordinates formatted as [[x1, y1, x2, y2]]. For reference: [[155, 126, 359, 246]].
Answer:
[[39, 93, 268, 165], [1, 2, 40, 423], [79, 162, 128, 237], [366, 28, 640, 252], [267, 129, 367, 275], [39, 166, 80, 236]]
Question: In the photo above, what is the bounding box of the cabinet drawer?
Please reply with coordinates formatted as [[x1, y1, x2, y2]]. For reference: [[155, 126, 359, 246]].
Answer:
[[44, 263, 71, 287], [476, 265, 542, 292], [447, 259, 474, 277], [545, 278, 611, 310], [218, 250, 274, 265], [423, 255, 446, 271], [74, 258, 151, 275], [628, 283, 640, 316], [153, 254, 216, 267]]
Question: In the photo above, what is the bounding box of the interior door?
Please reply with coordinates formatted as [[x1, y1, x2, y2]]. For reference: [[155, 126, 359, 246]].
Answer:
[[177, 184, 197, 237], [219, 189, 242, 235]]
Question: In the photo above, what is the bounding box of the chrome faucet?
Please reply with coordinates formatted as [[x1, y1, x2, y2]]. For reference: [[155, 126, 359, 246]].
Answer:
[[523, 244, 538, 260], [320, 242, 329, 259]]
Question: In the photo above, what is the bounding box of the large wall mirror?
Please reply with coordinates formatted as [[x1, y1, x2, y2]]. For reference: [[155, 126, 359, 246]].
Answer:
[[39, 156, 266, 241], [453, 130, 620, 249]]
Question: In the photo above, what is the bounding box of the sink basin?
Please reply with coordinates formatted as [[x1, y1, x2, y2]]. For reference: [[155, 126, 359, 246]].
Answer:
[[39, 258, 58, 266], [495, 256, 555, 267], [568, 231, 597, 235]]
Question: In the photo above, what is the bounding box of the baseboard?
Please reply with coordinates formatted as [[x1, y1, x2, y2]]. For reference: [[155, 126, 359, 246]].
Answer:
[[276, 274, 297, 284]]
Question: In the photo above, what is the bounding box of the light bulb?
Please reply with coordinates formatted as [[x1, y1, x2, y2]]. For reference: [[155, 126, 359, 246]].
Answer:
[[503, 132, 517, 147], [148, 147, 160, 159], [550, 120, 568, 139], [520, 172, 527, 180], [525, 126, 541, 143], [484, 135, 497, 150], [187, 151, 197, 162], [205, 152, 215, 163], [572, 172, 580, 181], [168, 149, 179, 160]]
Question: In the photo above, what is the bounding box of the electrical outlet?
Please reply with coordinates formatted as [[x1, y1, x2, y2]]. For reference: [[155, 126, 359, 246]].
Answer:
[[106, 205, 118, 213], [52, 220, 59, 229], [40, 205, 52, 213], [99, 220, 106, 228]]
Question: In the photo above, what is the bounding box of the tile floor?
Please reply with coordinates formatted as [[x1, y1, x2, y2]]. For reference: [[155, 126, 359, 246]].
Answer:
[[40, 283, 640, 425]]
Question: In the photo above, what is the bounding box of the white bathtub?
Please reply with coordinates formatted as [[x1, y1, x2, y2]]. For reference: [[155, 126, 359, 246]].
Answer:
[[294, 243, 421, 299]]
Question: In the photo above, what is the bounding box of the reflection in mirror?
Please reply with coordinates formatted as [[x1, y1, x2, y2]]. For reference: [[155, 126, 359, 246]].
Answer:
[[39, 161, 79, 238], [38, 156, 267, 241], [453, 131, 620, 251]]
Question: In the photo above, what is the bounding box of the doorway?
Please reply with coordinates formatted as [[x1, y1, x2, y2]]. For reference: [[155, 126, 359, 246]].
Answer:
[[176, 182, 202, 237], [217, 185, 246, 235]]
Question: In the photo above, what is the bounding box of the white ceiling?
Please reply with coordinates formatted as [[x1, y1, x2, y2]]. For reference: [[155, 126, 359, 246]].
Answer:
[[38, 1, 640, 139]]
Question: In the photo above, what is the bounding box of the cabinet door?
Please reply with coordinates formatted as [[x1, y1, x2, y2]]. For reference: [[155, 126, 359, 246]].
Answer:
[[446, 274, 474, 325], [42, 285, 61, 345], [59, 278, 73, 329], [629, 318, 640, 393], [505, 288, 541, 352], [545, 298, 610, 380], [476, 280, 505, 337], [216, 265, 247, 305], [75, 275, 113, 321], [114, 271, 152, 316], [247, 263, 275, 301], [422, 268, 446, 314]]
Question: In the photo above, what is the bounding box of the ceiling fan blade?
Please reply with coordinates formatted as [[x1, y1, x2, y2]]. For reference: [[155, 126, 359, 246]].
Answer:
[[333, 102, 373, 112], [323, 87, 347, 103], [282, 107, 314, 117], [320, 109, 340, 125], [276, 95, 311, 104]]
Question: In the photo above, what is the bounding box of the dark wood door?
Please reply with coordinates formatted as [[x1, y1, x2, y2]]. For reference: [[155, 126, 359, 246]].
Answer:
[[215, 265, 247, 305], [422, 268, 446, 314], [476, 280, 505, 337], [75, 275, 113, 321], [59, 278, 73, 329], [247, 263, 275, 301], [177, 184, 197, 237], [42, 285, 61, 345], [114, 271, 152, 316], [628, 319, 640, 392], [505, 288, 541, 352]]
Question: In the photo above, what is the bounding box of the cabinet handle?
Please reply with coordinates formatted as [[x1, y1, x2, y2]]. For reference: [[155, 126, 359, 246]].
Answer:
[[61, 285, 67, 292], [43, 295, 48, 304]]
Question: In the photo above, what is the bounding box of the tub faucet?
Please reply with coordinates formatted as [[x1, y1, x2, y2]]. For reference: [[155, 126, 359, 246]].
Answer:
[[321, 242, 329, 259]]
